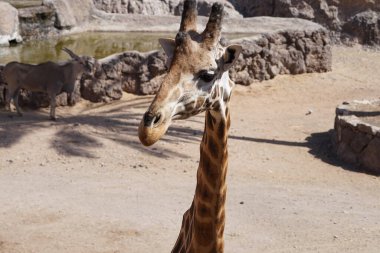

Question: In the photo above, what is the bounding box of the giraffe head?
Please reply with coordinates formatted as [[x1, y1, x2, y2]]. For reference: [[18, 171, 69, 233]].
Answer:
[[139, 0, 242, 146]]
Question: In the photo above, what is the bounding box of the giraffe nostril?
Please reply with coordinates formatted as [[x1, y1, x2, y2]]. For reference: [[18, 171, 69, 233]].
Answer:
[[144, 112, 162, 127], [154, 113, 161, 125]]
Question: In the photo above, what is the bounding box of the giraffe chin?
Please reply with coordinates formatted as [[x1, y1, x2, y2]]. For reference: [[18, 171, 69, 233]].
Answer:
[[138, 119, 171, 146]]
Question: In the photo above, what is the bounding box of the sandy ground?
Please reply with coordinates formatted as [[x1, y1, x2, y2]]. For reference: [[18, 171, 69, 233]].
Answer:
[[0, 46, 380, 253]]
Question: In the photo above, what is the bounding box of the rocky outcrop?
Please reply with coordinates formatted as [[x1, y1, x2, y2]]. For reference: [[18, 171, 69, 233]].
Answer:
[[2, 0, 379, 46], [334, 100, 380, 175], [342, 11, 380, 45], [43, 0, 93, 29], [0, 2, 22, 46], [228, 0, 380, 45], [93, 0, 178, 15], [93, 0, 242, 18], [175, 0, 242, 18], [18, 5, 57, 40]]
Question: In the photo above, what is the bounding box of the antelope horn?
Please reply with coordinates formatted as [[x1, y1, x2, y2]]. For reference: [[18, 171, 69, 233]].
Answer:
[[179, 0, 197, 32], [202, 2, 224, 47], [62, 47, 80, 60]]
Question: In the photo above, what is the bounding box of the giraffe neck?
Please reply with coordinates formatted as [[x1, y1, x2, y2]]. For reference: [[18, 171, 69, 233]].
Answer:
[[172, 104, 230, 253]]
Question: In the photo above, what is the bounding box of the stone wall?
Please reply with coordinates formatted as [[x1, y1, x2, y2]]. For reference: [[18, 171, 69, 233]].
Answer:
[[334, 100, 380, 175], [79, 17, 331, 101], [0, 16, 332, 106], [229, 27, 331, 85]]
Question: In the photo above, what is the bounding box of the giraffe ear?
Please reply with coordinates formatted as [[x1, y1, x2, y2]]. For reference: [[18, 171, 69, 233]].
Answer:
[[159, 38, 176, 68], [222, 45, 242, 71]]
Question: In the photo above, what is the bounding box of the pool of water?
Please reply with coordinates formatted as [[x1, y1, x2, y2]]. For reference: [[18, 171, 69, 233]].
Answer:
[[0, 32, 177, 64], [3, 0, 43, 9], [0, 31, 248, 64]]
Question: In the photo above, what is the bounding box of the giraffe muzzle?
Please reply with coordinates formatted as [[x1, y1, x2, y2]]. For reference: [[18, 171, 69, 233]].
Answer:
[[139, 110, 171, 146]]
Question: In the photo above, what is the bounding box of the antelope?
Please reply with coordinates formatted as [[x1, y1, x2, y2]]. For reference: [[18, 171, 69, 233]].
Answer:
[[3, 48, 93, 120]]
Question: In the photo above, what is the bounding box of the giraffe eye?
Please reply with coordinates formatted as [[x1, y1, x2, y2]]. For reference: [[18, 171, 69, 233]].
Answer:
[[198, 70, 216, 83]]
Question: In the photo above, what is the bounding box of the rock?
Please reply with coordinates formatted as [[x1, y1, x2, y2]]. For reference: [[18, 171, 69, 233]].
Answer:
[[228, 0, 274, 17], [333, 100, 380, 175], [229, 0, 380, 45], [81, 50, 167, 99], [0, 2, 22, 46], [360, 138, 380, 174], [93, 0, 179, 15], [229, 24, 331, 85], [175, 0, 243, 18], [18, 5, 57, 40], [93, 0, 242, 18], [0, 65, 5, 106], [43, 0, 93, 29], [343, 11, 380, 46]]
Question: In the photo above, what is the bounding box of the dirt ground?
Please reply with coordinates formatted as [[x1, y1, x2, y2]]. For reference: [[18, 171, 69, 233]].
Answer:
[[0, 46, 380, 253]]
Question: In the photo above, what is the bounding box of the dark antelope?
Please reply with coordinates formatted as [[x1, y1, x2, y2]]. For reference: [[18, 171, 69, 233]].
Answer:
[[3, 48, 93, 120]]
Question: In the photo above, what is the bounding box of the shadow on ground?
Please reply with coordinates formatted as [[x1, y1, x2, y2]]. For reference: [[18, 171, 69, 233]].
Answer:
[[0, 98, 372, 175], [0, 96, 202, 159], [229, 129, 368, 175]]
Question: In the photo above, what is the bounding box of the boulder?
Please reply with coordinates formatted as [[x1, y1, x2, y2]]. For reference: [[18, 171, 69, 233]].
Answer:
[[229, 0, 380, 45], [18, 5, 57, 40], [92, 0, 242, 18], [0, 2, 22, 46], [81, 50, 167, 100], [175, 0, 243, 18], [228, 18, 331, 85], [343, 11, 380, 45], [93, 0, 179, 15], [42, 0, 93, 29], [334, 100, 380, 175]]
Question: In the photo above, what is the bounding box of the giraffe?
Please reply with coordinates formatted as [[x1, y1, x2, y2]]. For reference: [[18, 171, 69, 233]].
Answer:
[[138, 0, 242, 252]]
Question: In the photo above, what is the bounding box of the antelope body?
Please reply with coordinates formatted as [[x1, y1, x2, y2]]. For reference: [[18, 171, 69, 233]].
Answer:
[[3, 48, 91, 120]]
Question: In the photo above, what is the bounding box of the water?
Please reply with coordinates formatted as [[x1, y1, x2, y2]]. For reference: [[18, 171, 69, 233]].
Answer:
[[1, 0, 43, 9], [0, 31, 247, 64], [0, 32, 178, 64]]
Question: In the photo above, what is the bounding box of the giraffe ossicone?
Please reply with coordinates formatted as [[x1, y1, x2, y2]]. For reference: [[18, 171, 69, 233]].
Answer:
[[138, 0, 242, 252]]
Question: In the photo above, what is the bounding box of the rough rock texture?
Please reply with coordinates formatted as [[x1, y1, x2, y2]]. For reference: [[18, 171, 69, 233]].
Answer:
[[174, 0, 242, 18], [0, 2, 22, 46], [81, 50, 167, 101], [229, 0, 380, 45], [342, 11, 380, 45], [334, 100, 380, 175], [43, 0, 93, 29], [229, 27, 331, 85], [18, 5, 57, 40], [92, 0, 242, 18], [1, 0, 380, 46], [93, 0, 178, 15]]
